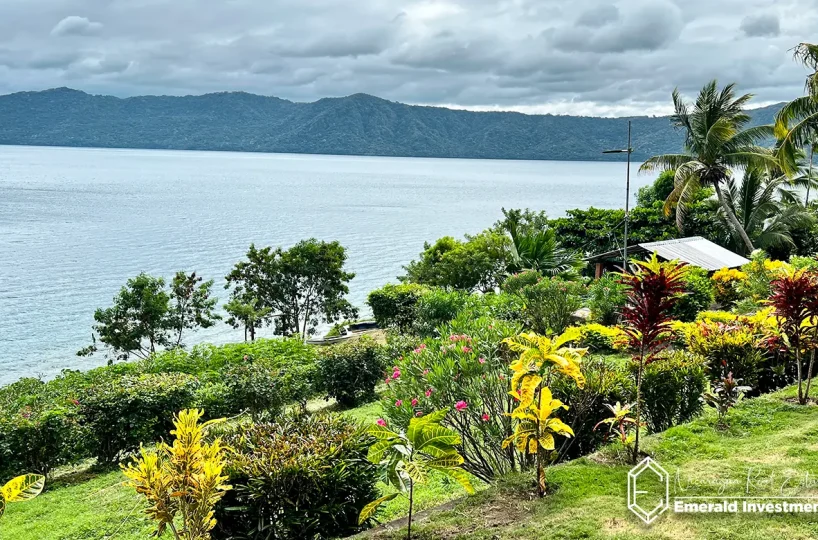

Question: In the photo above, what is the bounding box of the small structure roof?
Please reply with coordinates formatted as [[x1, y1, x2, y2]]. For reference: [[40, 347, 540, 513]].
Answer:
[[587, 236, 749, 271]]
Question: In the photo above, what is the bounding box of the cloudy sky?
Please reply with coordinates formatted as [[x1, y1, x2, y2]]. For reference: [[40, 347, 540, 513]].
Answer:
[[0, 0, 815, 116]]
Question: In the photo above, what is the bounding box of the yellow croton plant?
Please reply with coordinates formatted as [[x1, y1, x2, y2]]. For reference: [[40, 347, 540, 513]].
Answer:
[[0, 473, 45, 519], [502, 329, 587, 496]]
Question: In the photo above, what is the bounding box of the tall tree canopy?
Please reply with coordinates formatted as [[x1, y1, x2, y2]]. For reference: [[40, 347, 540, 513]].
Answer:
[[225, 239, 358, 341], [640, 80, 776, 254]]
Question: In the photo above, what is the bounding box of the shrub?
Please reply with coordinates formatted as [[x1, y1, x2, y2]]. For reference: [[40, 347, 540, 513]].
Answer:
[[501, 270, 541, 294], [711, 268, 747, 306], [681, 320, 767, 391], [412, 288, 471, 336], [574, 323, 629, 354], [221, 362, 285, 420], [80, 373, 197, 464], [736, 251, 792, 305], [316, 336, 385, 407], [504, 273, 585, 335], [696, 310, 739, 324], [670, 266, 715, 322], [216, 414, 378, 540], [550, 355, 633, 459], [367, 283, 429, 331], [790, 255, 818, 272], [383, 315, 521, 481], [0, 406, 87, 480], [638, 351, 707, 433], [587, 274, 627, 325]]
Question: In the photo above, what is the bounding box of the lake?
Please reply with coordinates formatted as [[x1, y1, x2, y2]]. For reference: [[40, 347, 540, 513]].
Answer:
[[0, 145, 649, 385]]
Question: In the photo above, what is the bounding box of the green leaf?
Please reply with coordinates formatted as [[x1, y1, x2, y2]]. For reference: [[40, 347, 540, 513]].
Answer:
[[426, 454, 464, 468], [1, 475, 45, 503], [407, 408, 448, 441], [358, 493, 399, 525], [366, 424, 399, 440], [428, 466, 475, 495], [0, 497, 5, 519], [414, 426, 461, 452], [402, 460, 428, 484], [367, 439, 397, 464]]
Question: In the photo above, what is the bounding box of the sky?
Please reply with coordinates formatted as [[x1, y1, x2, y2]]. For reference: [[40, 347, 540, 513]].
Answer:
[[0, 0, 815, 117]]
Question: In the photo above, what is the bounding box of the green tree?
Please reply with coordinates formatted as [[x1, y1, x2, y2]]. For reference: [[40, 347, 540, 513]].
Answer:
[[401, 231, 508, 292], [79, 274, 171, 361], [710, 167, 815, 256], [226, 240, 358, 341], [79, 272, 219, 361], [641, 80, 776, 254], [167, 272, 220, 348], [776, 43, 818, 178], [499, 208, 583, 275], [223, 295, 270, 342]]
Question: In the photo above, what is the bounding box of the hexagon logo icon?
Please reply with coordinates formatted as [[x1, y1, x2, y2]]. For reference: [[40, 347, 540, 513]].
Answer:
[[628, 457, 669, 524]]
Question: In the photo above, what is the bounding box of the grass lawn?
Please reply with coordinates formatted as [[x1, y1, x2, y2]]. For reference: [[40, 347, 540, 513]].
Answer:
[[6, 386, 817, 539], [364, 385, 818, 539], [0, 397, 474, 539]]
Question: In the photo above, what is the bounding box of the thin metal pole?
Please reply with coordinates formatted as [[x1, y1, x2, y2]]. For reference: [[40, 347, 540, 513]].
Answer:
[[807, 140, 814, 206], [623, 120, 631, 273]]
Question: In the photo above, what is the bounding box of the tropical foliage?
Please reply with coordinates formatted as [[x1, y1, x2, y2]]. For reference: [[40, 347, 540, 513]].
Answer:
[[619, 254, 688, 462], [122, 409, 231, 540], [360, 410, 474, 539], [0, 473, 45, 520], [640, 81, 775, 253], [503, 329, 586, 496]]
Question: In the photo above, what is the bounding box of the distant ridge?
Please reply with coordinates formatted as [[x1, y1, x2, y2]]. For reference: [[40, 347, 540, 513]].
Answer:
[[0, 88, 783, 161]]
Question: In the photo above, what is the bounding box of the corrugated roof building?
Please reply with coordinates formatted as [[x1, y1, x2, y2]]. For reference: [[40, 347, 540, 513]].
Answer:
[[587, 236, 750, 276]]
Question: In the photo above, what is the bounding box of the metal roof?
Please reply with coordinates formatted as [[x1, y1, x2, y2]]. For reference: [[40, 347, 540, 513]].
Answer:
[[638, 236, 749, 271]]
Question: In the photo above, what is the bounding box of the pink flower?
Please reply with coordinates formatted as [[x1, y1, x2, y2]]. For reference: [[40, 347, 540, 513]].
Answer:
[[384, 378, 391, 385], [462, 346, 472, 353], [411, 398, 419, 407], [482, 414, 490, 422], [376, 418, 387, 427], [395, 400, 403, 407], [392, 369, 401, 380], [415, 411, 424, 417], [478, 357, 486, 364], [425, 388, 433, 397], [455, 400, 468, 411], [422, 369, 430, 376]]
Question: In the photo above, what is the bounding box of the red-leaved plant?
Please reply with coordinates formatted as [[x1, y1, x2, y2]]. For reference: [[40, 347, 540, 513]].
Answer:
[[769, 269, 818, 404], [619, 253, 687, 463]]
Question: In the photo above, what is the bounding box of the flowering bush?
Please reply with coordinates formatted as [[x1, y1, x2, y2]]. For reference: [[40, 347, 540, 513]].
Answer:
[[382, 316, 521, 481], [711, 267, 747, 306]]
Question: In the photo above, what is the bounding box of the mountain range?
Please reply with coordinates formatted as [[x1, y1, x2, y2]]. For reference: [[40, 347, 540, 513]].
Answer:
[[0, 87, 783, 161]]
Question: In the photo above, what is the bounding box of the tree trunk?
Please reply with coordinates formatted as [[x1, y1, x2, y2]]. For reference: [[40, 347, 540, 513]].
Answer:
[[797, 341, 804, 404], [407, 479, 414, 540], [713, 181, 755, 254], [805, 348, 816, 402], [536, 384, 546, 497], [633, 346, 644, 465]]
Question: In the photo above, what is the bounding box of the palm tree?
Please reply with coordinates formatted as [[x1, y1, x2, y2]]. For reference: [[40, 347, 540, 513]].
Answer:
[[640, 81, 776, 254], [708, 167, 815, 256], [501, 209, 583, 275], [776, 43, 818, 179]]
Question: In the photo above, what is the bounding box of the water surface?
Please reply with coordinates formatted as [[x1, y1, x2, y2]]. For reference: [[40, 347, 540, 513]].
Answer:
[[0, 145, 648, 384]]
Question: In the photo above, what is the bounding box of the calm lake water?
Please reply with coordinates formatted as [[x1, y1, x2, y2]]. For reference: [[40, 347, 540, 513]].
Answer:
[[0, 145, 649, 385]]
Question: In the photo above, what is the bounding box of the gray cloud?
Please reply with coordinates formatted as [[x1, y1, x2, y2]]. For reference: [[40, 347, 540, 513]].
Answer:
[[576, 4, 620, 28], [0, 0, 813, 116], [51, 16, 103, 37], [740, 13, 780, 37]]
